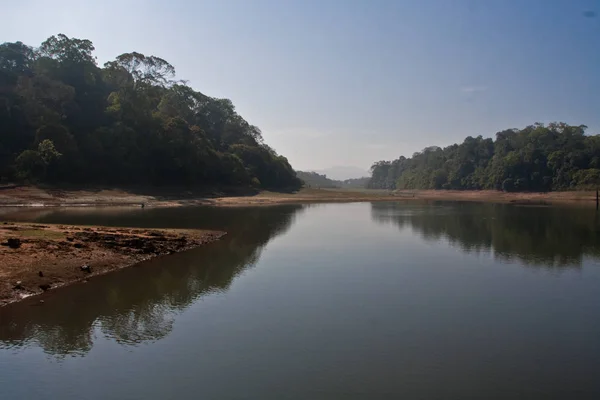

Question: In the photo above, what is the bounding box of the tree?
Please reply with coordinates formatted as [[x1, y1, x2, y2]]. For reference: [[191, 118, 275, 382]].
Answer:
[[39, 34, 96, 65], [368, 123, 599, 192], [0, 41, 36, 80], [0, 34, 301, 191], [15, 139, 61, 182], [104, 52, 175, 88]]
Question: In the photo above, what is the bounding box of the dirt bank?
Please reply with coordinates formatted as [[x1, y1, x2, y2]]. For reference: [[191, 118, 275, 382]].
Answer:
[[203, 188, 599, 207], [0, 223, 224, 306], [0, 185, 597, 208], [0, 185, 186, 207], [392, 189, 598, 206]]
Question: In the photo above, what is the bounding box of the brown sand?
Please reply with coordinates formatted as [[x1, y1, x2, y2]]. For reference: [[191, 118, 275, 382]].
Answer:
[[202, 188, 599, 207], [0, 185, 598, 208], [0, 223, 224, 306]]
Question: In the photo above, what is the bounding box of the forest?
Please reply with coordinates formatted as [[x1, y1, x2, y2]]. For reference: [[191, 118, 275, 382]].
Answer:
[[295, 171, 370, 189], [0, 35, 301, 190], [368, 123, 600, 192], [295, 171, 340, 188]]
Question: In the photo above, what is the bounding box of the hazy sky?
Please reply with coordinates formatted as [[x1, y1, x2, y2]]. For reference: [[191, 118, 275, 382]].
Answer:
[[2, 0, 599, 172]]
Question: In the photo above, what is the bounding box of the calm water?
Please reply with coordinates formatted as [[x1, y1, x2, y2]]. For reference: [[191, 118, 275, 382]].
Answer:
[[1, 202, 600, 399]]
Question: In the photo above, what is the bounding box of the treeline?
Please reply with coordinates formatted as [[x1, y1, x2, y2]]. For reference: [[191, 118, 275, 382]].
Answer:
[[296, 171, 370, 189], [340, 177, 370, 188], [0, 34, 301, 190], [368, 123, 600, 191], [295, 171, 339, 188]]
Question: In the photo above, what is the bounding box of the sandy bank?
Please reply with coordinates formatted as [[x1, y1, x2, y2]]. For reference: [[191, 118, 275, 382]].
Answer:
[[201, 188, 599, 207], [0, 223, 224, 306], [0, 185, 597, 208]]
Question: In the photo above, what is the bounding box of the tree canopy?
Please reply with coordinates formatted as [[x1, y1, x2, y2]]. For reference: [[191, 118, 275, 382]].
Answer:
[[295, 171, 340, 188], [368, 123, 600, 191], [0, 34, 301, 190], [295, 171, 370, 189]]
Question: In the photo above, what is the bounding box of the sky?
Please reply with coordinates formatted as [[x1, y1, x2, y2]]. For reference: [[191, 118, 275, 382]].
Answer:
[[2, 0, 600, 176]]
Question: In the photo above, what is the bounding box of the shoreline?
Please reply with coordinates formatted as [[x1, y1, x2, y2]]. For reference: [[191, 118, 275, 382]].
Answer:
[[0, 223, 225, 307], [1, 187, 597, 306], [204, 189, 599, 207], [0, 186, 598, 208]]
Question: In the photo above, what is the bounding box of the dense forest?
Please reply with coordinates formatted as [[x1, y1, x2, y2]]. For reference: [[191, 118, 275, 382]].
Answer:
[[368, 123, 600, 192], [295, 171, 339, 188], [296, 171, 369, 189], [0, 35, 301, 190]]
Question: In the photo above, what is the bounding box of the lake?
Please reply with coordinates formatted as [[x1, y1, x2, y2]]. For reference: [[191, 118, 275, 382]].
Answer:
[[1, 202, 600, 399]]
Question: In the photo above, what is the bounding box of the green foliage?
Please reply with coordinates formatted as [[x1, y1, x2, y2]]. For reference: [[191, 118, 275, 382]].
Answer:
[[0, 35, 301, 190], [502, 178, 515, 192], [15, 139, 62, 182], [295, 171, 340, 188], [368, 123, 600, 192], [572, 169, 600, 188], [37, 139, 62, 164], [14, 150, 45, 182], [295, 171, 370, 189]]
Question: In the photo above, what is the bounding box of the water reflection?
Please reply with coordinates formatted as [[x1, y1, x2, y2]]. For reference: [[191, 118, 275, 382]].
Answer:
[[0, 205, 305, 357], [371, 202, 600, 268]]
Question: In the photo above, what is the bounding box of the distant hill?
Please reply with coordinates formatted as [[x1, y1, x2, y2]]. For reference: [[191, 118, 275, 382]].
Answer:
[[295, 171, 339, 188], [296, 171, 370, 189], [314, 166, 369, 181]]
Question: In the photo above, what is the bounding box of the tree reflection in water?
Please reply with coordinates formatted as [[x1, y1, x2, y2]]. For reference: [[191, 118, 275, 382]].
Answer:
[[0, 205, 305, 357], [371, 201, 600, 268]]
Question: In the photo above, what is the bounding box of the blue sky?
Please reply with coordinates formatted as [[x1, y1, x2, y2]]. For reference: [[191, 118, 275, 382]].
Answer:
[[2, 0, 599, 175]]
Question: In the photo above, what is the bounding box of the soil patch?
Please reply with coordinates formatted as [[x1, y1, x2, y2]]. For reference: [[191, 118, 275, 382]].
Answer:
[[0, 185, 597, 208], [0, 223, 224, 306]]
